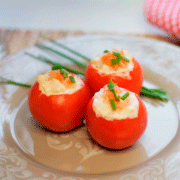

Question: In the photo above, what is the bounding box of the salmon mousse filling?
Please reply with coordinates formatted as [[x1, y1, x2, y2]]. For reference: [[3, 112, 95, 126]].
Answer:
[[93, 80, 139, 121], [37, 69, 83, 96], [91, 49, 134, 80]]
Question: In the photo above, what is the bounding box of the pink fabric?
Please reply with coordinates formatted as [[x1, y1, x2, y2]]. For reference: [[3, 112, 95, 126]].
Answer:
[[144, 0, 180, 38]]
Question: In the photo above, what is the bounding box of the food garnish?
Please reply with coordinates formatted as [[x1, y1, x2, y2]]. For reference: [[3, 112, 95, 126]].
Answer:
[[0, 77, 31, 88], [108, 80, 120, 101], [121, 92, 130, 100], [69, 75, 76, 83], [60, 68, 69, 79], [107, 80, 131, 110], [25, 52, 84, 76], [110, 99, 117, 110], [40, 35, 91, 61], [35, 43, 87, 68]]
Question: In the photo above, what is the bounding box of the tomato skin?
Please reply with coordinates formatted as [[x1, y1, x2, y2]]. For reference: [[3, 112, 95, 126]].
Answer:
[[85, 95, 147, 150], [85, 58, 143, 95], [28, 80, 91, 132]]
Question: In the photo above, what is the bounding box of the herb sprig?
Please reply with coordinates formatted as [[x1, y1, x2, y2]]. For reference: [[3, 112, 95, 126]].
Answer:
[[0, 77, 32, 88], [108, 79, 130, 110], [35, 44, 87, 68], [41, 36, 91, 61], [104, 50, 130, 65], [25, 52, 84, 76], [140, 86, 168, 101]]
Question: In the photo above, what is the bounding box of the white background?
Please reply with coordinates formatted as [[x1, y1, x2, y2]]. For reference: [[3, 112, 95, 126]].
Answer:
[[0, 0, 166, 35]]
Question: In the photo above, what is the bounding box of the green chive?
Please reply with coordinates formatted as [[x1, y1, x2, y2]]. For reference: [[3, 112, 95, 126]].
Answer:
[[112, 51, 120, 57], [52, 65, 84, 76], [121, 56, 130, 62], [60, 68, 69, 79], [110, 99, 117, 110], [111, 59, 117, 65], [112, 51, 130, 63], [108, 83, 115, 91], [69, 75, 76, 83], [109, 79, 117, 86], [0, 77, 32, 88], [25, 52, 84, 76], [35, 44, 87, 68], [121, 92, 130, 100], [49, 39, 91, 61], [104, 50, 109, 53], [141, 86, 167, 95], [108, 80, 120, 101], [140, 87, 168, 101]]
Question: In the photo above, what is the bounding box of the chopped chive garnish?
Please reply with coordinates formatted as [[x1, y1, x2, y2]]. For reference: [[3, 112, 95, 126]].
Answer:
[[110, 99, 117, 110], [108, 80, 120, 101], [111, 51, 130, 65], [52, 65, 84, 76], [69, 75, 76, 83], [111, 59, 117, 65], [121, 56, 130, 62], [121, 92, 130, 100], [109, 79, 117, 86], [60, 68, 69, 79], [107, 80, 116, 91], [104, 50, 109, 53], [112, 51, 121, 57]]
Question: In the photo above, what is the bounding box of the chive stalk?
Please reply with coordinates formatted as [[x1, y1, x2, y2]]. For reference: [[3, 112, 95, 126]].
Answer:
[[25, 52, 84, 75], [121, 92, 130, 100], [140, 86, 168, 101], [0, 77, 32, 88], [69, 76, 76, 83], [48, 39, 91, 61], [35, 44, 87, 68], [110, 99, 117, 110], [60, 69, 68, 79], [108, 80, 120, 101]]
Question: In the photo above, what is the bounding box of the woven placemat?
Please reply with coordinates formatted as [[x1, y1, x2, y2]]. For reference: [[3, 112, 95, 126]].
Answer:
[[1, 28, 180, 55]]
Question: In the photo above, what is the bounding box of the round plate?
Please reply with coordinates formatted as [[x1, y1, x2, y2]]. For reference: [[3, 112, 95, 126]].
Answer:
[[0, 35, 180, 179]]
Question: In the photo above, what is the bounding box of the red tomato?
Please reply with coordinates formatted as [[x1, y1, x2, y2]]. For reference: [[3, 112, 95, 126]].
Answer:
[[85, 94, 147, 150], [28, 77, 91, 132], [85, 58, 144, 95]]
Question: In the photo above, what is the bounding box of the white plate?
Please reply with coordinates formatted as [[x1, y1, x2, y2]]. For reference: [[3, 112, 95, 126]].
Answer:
[[0, 35, 180, 179]]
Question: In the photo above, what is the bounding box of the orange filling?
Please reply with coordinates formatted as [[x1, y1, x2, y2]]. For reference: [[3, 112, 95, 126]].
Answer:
[[101, 49, 129, 70], [49, 70, 76, 89], [104, 85, 130, 111]]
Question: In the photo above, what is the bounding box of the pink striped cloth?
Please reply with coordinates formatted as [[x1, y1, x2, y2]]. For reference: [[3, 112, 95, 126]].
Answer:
[[144, 0, 180, 38]]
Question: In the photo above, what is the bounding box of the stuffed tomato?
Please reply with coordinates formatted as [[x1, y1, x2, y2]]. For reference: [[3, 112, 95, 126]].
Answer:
[[85, 49, 143, 95], [28, 69, 91, 132], [85, 80, 147, 150]]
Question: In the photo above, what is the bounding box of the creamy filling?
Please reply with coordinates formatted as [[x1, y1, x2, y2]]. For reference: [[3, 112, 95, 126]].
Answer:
[[93, 87, 139, 120], [91, 50, 134, 79], [37, 72, 83, 96]]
